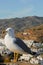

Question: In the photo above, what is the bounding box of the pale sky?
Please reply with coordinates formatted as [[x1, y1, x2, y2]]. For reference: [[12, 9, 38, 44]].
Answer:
[[0, 0, 43, 19]]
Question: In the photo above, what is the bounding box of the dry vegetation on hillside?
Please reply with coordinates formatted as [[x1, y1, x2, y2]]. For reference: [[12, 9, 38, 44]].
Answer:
[[16, 24, 43, 43]]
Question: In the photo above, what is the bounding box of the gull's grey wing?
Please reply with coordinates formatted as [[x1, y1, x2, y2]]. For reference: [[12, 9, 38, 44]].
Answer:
[[14, 38, 37, 55]]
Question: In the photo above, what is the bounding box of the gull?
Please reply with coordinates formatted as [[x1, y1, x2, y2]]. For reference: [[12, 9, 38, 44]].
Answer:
[[4, 27, 38, 62]]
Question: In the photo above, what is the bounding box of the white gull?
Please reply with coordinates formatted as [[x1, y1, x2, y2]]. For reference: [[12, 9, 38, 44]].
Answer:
[[4, 27, 38, 62]]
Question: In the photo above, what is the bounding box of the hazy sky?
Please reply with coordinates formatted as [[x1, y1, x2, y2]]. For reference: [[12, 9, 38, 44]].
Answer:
[[0, 0, 43, 19]]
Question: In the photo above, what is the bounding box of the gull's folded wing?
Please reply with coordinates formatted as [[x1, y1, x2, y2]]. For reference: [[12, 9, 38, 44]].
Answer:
[[14, 38, 37, 55]]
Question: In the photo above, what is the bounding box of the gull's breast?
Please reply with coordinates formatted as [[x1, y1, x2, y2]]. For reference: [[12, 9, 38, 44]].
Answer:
[[4, 36, 24, 53]]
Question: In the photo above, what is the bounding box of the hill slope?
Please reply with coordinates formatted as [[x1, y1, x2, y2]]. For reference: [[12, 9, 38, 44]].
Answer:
[[0, 16, 43, 32], [16, 24, 43, 42]]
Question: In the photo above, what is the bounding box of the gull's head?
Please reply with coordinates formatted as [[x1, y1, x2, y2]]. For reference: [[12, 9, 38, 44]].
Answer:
[[5, 27, 14, 36], [6, 27, 14, 32]]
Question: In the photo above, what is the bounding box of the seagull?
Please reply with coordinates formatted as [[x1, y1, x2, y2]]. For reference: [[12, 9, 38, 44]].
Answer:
[[4, 27, 38, 62]]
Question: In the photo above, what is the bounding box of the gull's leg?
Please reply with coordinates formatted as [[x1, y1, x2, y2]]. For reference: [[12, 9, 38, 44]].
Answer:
[[13, 53, 19, 63]]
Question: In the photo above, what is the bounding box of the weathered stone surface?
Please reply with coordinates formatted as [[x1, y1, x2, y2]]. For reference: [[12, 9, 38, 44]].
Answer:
[[30, 57, 39, 64]]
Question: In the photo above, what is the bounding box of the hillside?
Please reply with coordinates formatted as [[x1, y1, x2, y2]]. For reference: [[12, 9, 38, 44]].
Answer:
[[16, 24, 43, 42], [0, 16, 43, 33]]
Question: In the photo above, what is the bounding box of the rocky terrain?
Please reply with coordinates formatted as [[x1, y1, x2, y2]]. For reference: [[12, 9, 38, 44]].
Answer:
[[0, 40, 43, 65], [18, 40, 43, 65]]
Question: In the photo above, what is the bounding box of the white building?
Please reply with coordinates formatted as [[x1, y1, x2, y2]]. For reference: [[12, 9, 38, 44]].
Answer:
[[22, 33, 28, 35]]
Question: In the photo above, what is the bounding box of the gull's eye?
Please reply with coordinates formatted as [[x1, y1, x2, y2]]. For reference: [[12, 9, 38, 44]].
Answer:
[[9, 29, 11, 31]]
